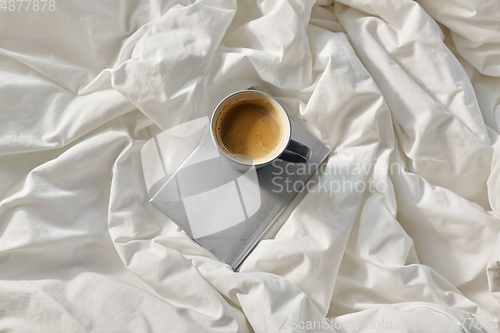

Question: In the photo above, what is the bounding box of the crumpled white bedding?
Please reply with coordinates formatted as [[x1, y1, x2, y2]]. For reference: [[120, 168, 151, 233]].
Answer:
[[1, 0, 500, 332]]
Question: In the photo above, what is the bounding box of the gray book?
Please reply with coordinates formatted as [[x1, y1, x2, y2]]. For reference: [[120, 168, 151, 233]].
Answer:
[[150, 119, 330, 270]]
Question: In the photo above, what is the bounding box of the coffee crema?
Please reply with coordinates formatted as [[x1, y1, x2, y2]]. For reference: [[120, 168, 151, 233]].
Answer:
[[216, 99, 284, 163]]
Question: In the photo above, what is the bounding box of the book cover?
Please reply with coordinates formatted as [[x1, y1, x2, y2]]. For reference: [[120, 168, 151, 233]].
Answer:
[[150, 119, 331, 270]]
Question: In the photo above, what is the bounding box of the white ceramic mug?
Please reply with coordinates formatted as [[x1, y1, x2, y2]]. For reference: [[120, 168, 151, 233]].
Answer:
[[210, 89, 311, 170]]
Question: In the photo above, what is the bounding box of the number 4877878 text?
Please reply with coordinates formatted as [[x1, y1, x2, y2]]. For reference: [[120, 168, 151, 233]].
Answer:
[[1, 0, 55, 11]]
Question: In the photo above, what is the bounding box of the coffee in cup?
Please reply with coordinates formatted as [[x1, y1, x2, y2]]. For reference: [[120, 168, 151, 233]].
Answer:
[[211, 89, 310, 170], [215, 99, 286, 164]]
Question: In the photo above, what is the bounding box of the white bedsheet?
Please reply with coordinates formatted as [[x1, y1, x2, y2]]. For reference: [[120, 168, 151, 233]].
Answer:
[[1, 0, 500, 332]]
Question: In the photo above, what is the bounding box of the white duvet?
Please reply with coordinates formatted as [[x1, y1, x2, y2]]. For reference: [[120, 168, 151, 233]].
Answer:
[[1, 0, 500, 332]]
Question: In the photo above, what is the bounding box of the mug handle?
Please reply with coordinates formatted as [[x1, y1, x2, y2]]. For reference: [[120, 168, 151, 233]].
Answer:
[[279, 140, 311, 163]]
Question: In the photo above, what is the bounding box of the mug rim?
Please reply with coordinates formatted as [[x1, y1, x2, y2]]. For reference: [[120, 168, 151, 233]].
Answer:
[[210, 89, 292, 167]]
